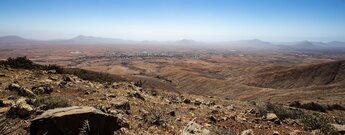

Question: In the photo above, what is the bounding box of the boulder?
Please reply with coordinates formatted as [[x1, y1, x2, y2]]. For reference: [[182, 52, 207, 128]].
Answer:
[[111, 98, 130, 110], [208, 115, 217, 123], [205, 101, 215, 106], [32, 84, 53, 95], [0, 99, 15, 107], [7, 83, 35, 97], [289, 130, 300, 135], [47, 70, 56, 74], [181, 119, 211, 135], [19, 87, 35, 97], [7, 97, 34, 118], [7, 83, 21, 91], [129, 91, 145, 100], [58, 81, 68, 88], [30, 106, 129, 135], [331, 124, 345, 134], [265, 113, 278, 121], [0, 107, 10, 113], [194, 99, 203, 106], [273, 131, 280, 135], [63, 76, 74, 82], [241, 129, 254, 135], [0, 73, 6, 77], [226, 105, 235, 111], [183, 99, 191, 104], [168, 110, 176, 117]]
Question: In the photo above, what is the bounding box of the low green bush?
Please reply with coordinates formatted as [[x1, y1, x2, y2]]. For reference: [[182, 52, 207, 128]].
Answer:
[[301, 113, 338, 135], [34, 95, 71, 110], [257, 102, 304, 120]]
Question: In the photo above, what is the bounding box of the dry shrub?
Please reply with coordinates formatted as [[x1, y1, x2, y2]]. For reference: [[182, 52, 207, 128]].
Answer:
[[257, 102, 304, 120], [34, 95, 71, 110], [290, 101, 345, 112], [217, 128, 238, 135], [5, 56, 36, 69], [2, 56, 124, 83], [289, 101, 327, 112], [301, 113, 338, 135], [63, 68, 123, 83], [327, 104, 345, 111], [143, 105, 169, 127]]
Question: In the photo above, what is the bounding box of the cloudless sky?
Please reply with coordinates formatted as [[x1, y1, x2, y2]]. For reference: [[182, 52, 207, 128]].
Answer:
[[0, 0, 344, 42]]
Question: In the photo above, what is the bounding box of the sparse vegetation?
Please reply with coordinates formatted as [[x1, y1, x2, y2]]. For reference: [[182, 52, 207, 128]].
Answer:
[[144, 105, 168, 127], [327, 104, 345, 111], [44, 64, 64, 74], [258, 102, 341, 134], [134, 80, 145, 87], [217, 128, 238, 135], [1, 56, 124, 83], [289, 101, 327, 112], [34, 95, 71, 110], [4, 56, 36, 69], [257, 102, 304, 120], [0, 55, 344, 135], [63, 68, 123, 83], [289, 101, 345, 112], [301, 113, 338, 135]]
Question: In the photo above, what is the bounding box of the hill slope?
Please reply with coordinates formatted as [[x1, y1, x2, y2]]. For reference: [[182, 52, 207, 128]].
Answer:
[[247, 60, 345, 89], [0, 57, 321, 134]]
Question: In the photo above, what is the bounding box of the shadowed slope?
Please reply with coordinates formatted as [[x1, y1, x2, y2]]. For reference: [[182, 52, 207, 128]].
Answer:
[[248, 60, 345, 88]]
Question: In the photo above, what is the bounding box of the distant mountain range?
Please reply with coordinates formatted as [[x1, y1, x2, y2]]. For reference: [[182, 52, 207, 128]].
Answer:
[[0, 35, 36, 43], [0, 35, 344, 49], [55, 35, 135, 44]]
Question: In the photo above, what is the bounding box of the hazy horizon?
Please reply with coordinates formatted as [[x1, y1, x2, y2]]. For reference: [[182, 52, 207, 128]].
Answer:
[[1, 0, 345, 42], [2, 34, 345, 43]]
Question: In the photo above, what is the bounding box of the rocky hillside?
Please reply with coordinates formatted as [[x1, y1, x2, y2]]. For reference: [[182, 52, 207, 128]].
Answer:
[[0, 57, 344, 135], [247, 60, 345, 89]]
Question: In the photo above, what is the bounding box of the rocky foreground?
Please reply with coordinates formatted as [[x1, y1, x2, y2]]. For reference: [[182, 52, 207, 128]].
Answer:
[[0, 58, 344, 135]]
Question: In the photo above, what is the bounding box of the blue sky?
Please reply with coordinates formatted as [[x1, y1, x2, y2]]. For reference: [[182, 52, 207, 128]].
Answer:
[[0, 0, 344, 42]]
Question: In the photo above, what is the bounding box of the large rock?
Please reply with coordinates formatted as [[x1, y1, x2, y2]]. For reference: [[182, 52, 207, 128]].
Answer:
[[7, 83, 21, 91], [0, 99, 15, 107], [32, 84, 53, 95], [47, 70, 57, 74], [265, 113, 278, 121], [7, 83, 35, 97], [0, 72, 6, 77], [241, 129, 254, 135], [63, 75, 74, 82], [194, 99, 203, 106], [331, 124, 345, 134], [111, 98, 131, 110], [7, 97, 34, 118], [30, 106, 129, 135], [181, 119, 210, 135]]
